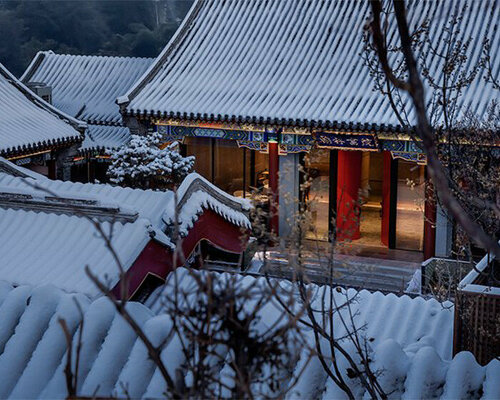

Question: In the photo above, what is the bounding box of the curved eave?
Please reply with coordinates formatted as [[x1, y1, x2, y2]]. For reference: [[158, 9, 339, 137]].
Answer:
[[77, 146, 113, 157], [1, 134, 83, 159], [123, 108, 411, 136]]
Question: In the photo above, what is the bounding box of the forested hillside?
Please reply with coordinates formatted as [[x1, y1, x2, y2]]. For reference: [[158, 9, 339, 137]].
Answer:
[[0, 0, 193, 76]]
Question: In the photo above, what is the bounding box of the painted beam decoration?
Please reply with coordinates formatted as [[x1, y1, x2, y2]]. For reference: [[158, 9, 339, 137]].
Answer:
[[382, 139, 427, 164], [155, 121, 427, 163], [314, 132, 379, 151], [13, 152, 51, 166], [156, 124, 269, 152], [280, 133, 312, 154]]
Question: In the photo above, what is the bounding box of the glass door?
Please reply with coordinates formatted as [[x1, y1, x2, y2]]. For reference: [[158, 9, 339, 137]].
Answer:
[[358, 152, 384, 246], [303, 149, 331, 241], [395, 160, 425, 251]]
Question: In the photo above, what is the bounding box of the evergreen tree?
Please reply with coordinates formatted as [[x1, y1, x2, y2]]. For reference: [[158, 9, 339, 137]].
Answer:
[[107, 132, 194, 190]]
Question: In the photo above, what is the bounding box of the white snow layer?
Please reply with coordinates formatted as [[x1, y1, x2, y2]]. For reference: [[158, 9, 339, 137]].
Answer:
[[459, 243, 500, 295], [0, 207, 151, 298], [0, 161, 250, 296], [0, 271, 496, 399], [21, 52, 154, 125], [125, 0, 499, 129], [163, 172, 251, 235], [0, 63, 84, 155]]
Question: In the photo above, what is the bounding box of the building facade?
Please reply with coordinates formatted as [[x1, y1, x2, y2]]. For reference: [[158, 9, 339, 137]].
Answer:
[[21, 52, 154, 182], [0, 157, 250, 300], [118, 0, 499, 260], [0, 62, 85, 179]]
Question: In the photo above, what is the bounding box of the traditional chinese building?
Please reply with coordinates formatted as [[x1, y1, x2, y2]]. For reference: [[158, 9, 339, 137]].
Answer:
[[118, 0, 499, 260], [21, 52, 154, 182], [0, 62, 85, 179], [0, 157, 250, 300]]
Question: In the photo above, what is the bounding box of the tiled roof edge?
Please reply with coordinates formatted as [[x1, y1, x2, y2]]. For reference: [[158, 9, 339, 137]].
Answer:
[[0, 62, 87, 132], [19, 50, 48, 82], [0, 135, 83, 159], [127, 112, 410, 135], [118, 0, 204, 107]]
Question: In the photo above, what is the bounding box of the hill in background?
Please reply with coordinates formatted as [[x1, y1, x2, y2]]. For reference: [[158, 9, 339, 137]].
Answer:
[[0, 0, 193, 76]]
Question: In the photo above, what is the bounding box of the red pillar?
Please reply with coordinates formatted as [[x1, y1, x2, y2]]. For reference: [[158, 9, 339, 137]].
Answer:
[[336, 150, 362, 241], [381, 152, 392, 246], [268, 142, 279, 235], [424, 176, 436, 259]]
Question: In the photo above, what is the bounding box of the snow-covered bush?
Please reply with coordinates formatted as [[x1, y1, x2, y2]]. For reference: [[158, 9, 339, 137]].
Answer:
[[107, 132, 194, 189]]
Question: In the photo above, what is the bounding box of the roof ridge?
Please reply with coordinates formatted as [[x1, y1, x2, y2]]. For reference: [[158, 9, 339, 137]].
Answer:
[[117, 0, 204, 106], [0, 62, 86, 130], [0, 187, 139, 223], [38, 51, 155, 61]]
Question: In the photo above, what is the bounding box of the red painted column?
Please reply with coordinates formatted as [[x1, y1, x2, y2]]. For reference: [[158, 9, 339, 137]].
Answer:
[[268, 142, 279, 235], [424, 175, 436, 259], [381, 151, 392, 246], [336, 150, 362, 241]]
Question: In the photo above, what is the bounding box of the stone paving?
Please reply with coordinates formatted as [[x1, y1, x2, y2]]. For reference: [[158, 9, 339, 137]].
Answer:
[[259, 249, 421, 293], [206, 242, 423, 294]]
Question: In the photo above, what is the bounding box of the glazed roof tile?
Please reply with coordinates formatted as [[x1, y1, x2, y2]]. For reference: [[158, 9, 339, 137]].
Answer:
[[122, 0, 499, 132], [22, 52, 154, 125], [0, 63, 84, 157], [0, 269, 497, 399]]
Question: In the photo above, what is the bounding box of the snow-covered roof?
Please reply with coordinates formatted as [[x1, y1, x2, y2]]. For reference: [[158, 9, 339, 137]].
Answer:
[[458, 243, 500, 296], [0, 159, 250, 296], [0, 63, 85, 157], [0, 159, 171, 226], [22, 52, 154, 126], [164, 172, 252, 235], [80, 124, 131, 152], [21, 52, 154, 152], [0, 162, 169, 297], [0, 208, 152, 297], [0, 269, 497, 399], [122, 0, 499, 133]]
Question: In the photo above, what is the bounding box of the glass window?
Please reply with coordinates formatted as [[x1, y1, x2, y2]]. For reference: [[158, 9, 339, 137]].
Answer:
[[214, 139, 245, 196], [304, 148, 330, 241], [396, 160, 425, 251], [185, 137, 269, 200], [358, 152, 383, 246], [185, 137, 213, 181], [246, 151, 269, 194]]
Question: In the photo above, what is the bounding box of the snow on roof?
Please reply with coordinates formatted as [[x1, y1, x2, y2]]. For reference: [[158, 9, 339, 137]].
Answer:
[[80, 124, 131, 152], [122, 0, 499, 132], [0, 157, 172, 226], [0, 158, 250, 230], [0, 283, 152, 399], [0, 176, 167, 296], [459, 243, 500, 295], [0, 184, 139, 223], [0, 161, 169, 297], [0, 160, 250, 296], [0, 270, 497, 399], [0, 209, 152, 298], [0, 63, 85, 157], [21, 52, 154, 126], [163, 172, 252, 235]]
